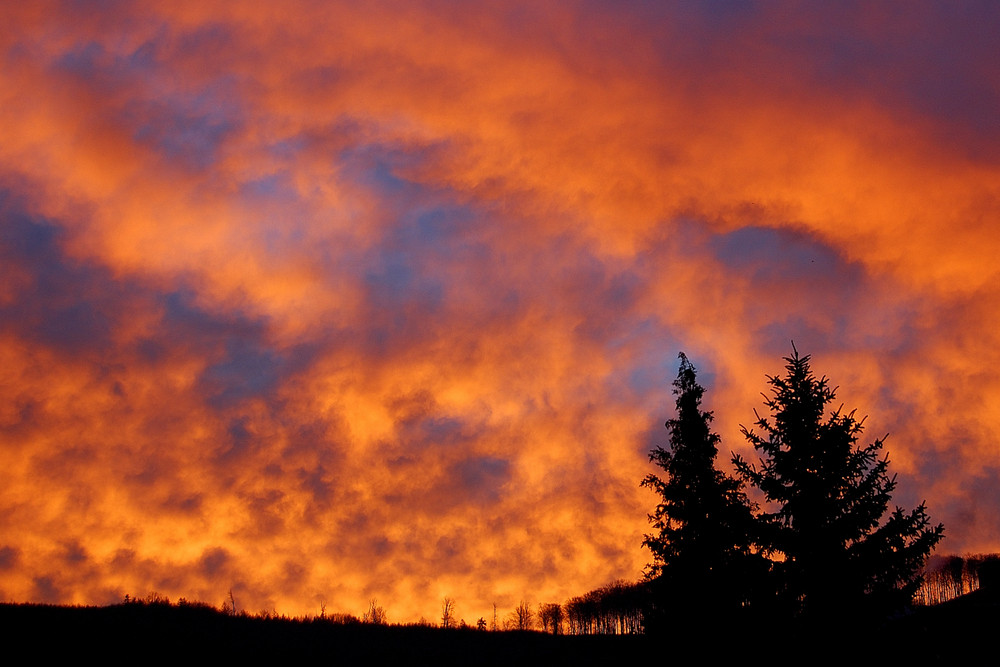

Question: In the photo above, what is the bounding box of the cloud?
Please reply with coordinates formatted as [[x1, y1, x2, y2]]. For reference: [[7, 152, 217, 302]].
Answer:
[[0, 1, 997, 622]]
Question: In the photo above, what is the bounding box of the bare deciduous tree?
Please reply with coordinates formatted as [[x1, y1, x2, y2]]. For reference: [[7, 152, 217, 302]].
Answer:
[[363, 598, 387, 624], [509, 600, 534, 631], [441, 596, 456, 628], [539, 602, 562, 634], [223, 589, 236, 615]]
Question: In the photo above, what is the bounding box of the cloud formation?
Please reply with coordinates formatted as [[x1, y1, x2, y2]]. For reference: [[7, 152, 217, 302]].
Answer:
[[1, 1, 998, 621]]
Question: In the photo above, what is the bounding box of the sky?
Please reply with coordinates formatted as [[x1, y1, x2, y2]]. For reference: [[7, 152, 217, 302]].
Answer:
[[1, 0, 998, 623]]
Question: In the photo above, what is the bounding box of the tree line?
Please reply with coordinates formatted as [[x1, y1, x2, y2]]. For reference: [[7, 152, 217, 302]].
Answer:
[[915, 553, 1000, 605]]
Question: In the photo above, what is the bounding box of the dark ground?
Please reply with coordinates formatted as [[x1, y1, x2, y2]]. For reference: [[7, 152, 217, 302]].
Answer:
[[2, 589, 996, 664], [1, 603, 651, 664]]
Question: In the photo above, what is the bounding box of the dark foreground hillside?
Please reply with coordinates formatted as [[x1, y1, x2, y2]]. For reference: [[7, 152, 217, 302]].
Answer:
[[3, 593, 998, 665], [0, 603, 653, 665]]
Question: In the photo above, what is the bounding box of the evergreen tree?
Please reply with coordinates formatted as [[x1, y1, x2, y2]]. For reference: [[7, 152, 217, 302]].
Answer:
[[734, 346, 944, 620], [642, 353, 762, 625]]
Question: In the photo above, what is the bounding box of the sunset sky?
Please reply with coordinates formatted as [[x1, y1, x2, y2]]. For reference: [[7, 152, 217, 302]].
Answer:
[[1, 1, 998, 623]]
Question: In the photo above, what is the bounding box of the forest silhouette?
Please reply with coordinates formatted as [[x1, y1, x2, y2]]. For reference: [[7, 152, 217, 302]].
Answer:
[[5, 348, 997, 663]]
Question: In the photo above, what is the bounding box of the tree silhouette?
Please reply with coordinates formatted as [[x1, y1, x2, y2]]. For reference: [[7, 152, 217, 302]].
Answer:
[[538, 602, 562, 634], [440, 597, 456, 628], [641, 353, 763, 627], [362, 598, 387, 624], [564, 580, 645, 635], [503, 600, 534, 631], [734, 346, 944, 620]]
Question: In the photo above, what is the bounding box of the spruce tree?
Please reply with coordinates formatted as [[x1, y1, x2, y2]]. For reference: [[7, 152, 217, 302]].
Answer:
[[734, 346, 944, 620], [642, 353, 762, 625]]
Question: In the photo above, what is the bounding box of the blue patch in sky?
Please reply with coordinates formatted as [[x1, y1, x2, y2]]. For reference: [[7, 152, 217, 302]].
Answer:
[[363, 250, 446, 315], [711, 225, 842, 280], [154, 289, 316, 407], [52, 30, 243, 172], [53, 40, 106, 77], [124, 85, 241, 170], [0, 196, 120, 354], [356, 174, 476, 320], [448, 456, 511, 504], [398, 414, 469, 448], [159, 289, 255, 341], [622, 328, 693, 396], [240, 172, 290, 200], [201, 339, 284, 407]]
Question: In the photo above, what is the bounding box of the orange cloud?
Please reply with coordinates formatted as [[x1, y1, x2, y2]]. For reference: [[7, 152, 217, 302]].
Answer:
[[1, 1, 998, 622]]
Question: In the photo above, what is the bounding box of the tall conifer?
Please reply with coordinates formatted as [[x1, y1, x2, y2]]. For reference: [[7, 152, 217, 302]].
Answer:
[[642, 353, 761, 625], [734, 346, 944, 619]]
